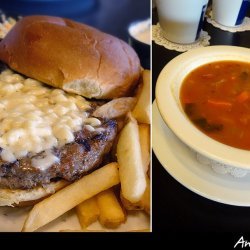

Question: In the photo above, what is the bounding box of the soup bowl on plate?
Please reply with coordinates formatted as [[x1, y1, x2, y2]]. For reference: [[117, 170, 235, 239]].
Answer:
[[156, 45, 250, 173]]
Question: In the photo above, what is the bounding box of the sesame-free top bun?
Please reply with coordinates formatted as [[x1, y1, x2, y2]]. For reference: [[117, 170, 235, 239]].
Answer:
[[0, 15, 141, 99]]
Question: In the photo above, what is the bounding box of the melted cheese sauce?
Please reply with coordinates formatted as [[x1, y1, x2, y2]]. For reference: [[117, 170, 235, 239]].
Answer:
[[0, 69, 100, 169], [31, 150, 60, 171]]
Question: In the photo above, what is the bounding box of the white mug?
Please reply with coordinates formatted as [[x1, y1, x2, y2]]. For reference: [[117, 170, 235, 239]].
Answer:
[[156, 0, 208, 44], [212, 0, 249, 27]]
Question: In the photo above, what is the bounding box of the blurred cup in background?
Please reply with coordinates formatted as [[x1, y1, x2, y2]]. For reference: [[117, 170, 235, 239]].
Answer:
[[155, 0, 208, 44], [212, 0, 249, 27], [128, 19, 150, 69]]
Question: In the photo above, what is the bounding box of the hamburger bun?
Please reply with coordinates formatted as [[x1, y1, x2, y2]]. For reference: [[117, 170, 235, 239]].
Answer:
[[0, 180, 69, 207], [0, 15, 141, 99]]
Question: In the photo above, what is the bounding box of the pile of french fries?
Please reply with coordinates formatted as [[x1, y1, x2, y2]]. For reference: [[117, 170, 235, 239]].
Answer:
[[22, 70, 151, 232]]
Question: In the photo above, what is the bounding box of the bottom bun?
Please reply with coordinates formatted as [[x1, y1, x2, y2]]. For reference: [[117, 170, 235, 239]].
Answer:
[[0, 180, 69, 207]]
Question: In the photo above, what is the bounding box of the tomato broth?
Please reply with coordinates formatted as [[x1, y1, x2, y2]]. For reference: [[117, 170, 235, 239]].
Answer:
[[180, 61, 250, 150]]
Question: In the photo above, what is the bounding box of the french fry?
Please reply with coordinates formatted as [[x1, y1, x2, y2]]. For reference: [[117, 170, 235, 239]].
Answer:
[[132, 70, 150, 124], [142, 176, 150, 215], [139, 124, 150, 174], [22, 162, 120, 232], [76, 196, 100, 229], [120, 194, 142, 211], [121, 175, 150, 215], [93, 97, 137, 119], [117, 114, 146, 203], [96, 188, 126, 228]]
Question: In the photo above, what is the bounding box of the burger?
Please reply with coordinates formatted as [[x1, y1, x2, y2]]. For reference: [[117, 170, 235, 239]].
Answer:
[[0, 15, 141, 206]]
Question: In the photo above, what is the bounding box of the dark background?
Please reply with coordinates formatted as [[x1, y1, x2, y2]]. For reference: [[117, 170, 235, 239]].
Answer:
[[0, 0, 150, 41]]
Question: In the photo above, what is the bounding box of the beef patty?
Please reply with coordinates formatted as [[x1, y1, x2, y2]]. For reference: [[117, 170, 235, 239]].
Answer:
[[0, 119, 117, 190]]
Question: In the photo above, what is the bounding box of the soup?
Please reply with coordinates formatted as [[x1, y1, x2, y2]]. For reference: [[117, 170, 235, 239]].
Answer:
[[180, 61, 250, 150]]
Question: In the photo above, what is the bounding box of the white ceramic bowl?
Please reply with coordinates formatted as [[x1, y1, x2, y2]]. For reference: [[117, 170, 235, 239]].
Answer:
[[156, 45, 250, 170]]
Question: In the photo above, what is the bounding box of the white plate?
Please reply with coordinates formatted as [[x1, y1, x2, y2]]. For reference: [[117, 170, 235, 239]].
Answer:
[[153, 101, 250, 206], [0, 207, 150, 232]]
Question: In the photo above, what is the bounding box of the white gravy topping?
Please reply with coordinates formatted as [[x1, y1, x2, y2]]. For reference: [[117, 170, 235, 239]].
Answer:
[[31, 150, 60, 171], [0, 69, 100, 169]]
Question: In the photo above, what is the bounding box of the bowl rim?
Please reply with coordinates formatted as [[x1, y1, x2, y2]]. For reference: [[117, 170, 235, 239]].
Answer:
[[156, 45, 250, 170]]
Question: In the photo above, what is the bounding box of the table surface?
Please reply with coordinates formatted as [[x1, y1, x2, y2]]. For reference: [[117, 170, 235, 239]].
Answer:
[[152, 7, 250, 233], [0, 0, 150, 42]]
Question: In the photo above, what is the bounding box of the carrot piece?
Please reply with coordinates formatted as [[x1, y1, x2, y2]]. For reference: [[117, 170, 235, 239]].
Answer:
[[207, 99, 232, 109], [236, 91, 249, 103], [182, 97, 193, 104], [202, 73, 214, 79]]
